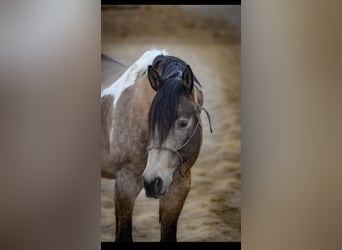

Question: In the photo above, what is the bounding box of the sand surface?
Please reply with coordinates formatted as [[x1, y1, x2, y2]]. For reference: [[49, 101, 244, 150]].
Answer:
[[101, 5, 241, 242]]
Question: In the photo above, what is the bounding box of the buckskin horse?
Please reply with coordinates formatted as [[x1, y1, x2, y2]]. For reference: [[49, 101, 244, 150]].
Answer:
[[101, 49, 212, 242]]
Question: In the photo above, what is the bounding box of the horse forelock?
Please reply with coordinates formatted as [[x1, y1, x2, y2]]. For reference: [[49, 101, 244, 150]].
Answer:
[[148, 56, 198, 146], [152, 55, 203, 87]]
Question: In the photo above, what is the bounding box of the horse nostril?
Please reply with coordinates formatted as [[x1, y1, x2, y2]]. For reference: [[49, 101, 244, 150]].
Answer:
[[143, 177, 163, 197], [153, 177, 163, 193]]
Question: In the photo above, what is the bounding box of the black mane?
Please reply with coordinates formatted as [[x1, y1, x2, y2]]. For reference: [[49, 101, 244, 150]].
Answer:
[[148, 55, 194, 146]]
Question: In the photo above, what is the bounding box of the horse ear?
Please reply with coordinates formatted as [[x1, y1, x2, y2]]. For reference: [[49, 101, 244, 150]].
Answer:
[[182, 65, 194, 94], [148, 65, 160, 92]]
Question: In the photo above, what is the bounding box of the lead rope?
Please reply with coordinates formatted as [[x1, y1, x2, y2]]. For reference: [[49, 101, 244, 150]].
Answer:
[[147, 105, 213, 177]]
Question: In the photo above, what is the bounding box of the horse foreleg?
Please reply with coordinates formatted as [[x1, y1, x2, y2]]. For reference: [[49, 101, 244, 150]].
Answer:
[[159, 170, 191, 242], [114, 168, 142, 242]]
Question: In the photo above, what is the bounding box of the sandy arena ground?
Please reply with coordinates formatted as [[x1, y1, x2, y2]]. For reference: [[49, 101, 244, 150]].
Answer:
[[101, 5, 241, 242]]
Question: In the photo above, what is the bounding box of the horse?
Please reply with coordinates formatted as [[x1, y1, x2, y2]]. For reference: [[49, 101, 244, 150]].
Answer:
[[101, 49, 212, 242]]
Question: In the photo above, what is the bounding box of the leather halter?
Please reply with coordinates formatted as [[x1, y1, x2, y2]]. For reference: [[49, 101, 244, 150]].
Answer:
[[147, 106, 212, 177]]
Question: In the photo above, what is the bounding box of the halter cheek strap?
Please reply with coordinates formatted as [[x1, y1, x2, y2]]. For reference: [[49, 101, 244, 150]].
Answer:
[[147, 105, 212, 177]]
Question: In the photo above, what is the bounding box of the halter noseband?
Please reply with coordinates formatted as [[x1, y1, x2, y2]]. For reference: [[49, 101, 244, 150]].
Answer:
[[147, 106, 212, 177]]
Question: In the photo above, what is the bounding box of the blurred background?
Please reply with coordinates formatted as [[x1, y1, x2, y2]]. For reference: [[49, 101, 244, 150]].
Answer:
[[101, 5, 241, 241]]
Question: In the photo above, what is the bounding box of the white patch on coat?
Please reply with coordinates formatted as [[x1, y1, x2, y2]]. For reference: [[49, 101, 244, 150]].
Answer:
[[101, 49, 169, 108]]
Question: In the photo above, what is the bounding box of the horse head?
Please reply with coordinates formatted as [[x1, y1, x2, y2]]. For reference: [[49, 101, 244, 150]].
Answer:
[[142, 55, 207, 198]]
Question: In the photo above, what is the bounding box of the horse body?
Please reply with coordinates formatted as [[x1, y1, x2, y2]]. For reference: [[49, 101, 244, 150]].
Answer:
[[101, 50, 162, 179], [101, 49, 206, 241]]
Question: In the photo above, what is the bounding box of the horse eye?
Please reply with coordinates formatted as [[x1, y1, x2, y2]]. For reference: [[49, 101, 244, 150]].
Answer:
[[179, 122, 188, 128]]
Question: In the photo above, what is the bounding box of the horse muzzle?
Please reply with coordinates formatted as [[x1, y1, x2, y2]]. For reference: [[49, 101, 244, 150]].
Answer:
[[143, 176, 168, 198]]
